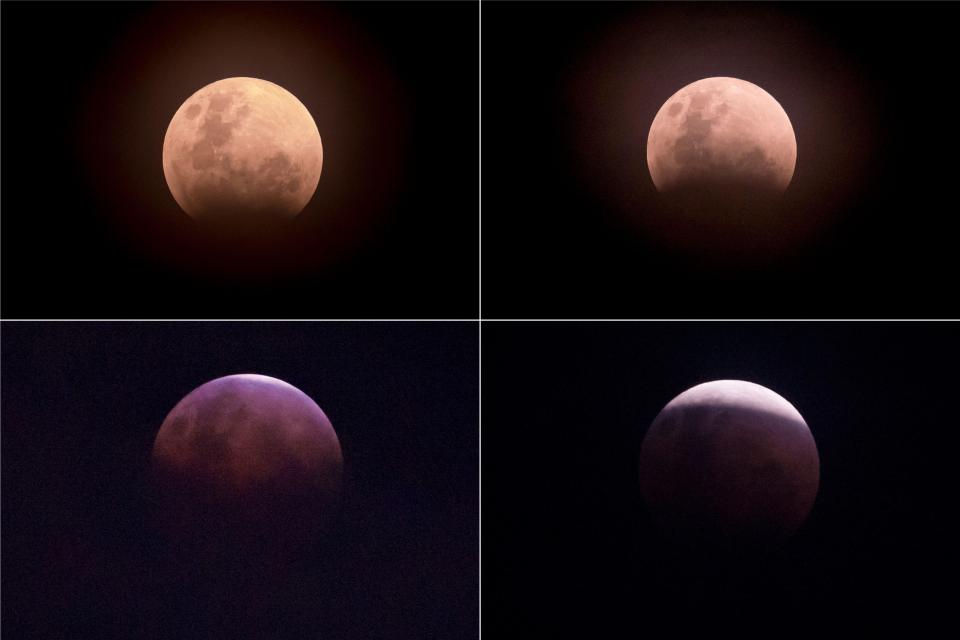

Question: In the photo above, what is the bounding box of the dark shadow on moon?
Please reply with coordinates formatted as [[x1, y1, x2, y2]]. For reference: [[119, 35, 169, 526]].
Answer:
[[652, 180, 789, 263], [643, 88, 797, 264], [640, 400, 819, 556], [151, 377, 342, 565], [186, 157, 306, 243]]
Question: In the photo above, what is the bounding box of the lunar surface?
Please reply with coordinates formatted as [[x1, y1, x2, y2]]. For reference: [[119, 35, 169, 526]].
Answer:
[[162, 77, 323, 225], [151, 374, 342, 553], [639, 380, 819, 549], [647, 77, 796, 208]]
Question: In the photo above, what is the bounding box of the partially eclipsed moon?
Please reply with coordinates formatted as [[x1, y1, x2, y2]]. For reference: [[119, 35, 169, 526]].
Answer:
[[647, 77, 796, 197], [151, 374, 342, 551], [162, 77, 323, 224], [639, 380, 819, 549]]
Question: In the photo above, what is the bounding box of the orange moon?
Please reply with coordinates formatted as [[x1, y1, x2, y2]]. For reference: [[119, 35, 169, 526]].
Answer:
[[162, 77, 323, 224], [647, 77, 796, 195]]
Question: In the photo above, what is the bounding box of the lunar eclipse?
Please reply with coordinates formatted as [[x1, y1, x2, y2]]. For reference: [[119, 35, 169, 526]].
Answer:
[[639, 380, 819, 550], [151, 374, 342, 554], [1, 0, 479, 318], [163, 77, 324, 226], [479, 0, 956, 319], [647, 77, 797, 215], [640, 77, 804, 257], [482, 321, 958, 636], [1, 322, 479, 639]]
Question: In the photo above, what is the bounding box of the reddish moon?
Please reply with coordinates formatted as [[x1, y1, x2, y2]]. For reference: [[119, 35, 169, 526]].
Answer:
[[647, 77, 796, 216], [162, 77, 323, 225], [151, 374, 342, 553], [639, 380, 819, 549]]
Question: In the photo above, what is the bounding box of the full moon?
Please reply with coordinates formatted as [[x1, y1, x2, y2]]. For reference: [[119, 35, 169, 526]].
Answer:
[[647, 77, 796, 205], [162, 77, 323, 225], [151, 374, 342, 553], [639, 380, 819, 549]]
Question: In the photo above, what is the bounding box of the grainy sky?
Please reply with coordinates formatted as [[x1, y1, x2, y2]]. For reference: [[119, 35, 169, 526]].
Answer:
[[2, 321, 479, 639], [483, 321, 957, 636]]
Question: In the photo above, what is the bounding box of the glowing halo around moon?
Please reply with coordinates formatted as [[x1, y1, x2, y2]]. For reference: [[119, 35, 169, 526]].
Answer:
[[162, 77, 323, 225], [647, 77, 797, 197]]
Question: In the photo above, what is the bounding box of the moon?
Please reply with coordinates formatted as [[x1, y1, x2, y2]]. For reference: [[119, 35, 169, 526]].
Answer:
[[639, 380, 819, 549], [162, 77, 323, 225], [151, 374, 342, 553], [647, 77, 796, 209]]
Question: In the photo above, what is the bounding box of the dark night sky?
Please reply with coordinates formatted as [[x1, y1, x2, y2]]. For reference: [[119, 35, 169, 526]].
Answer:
[[483, 322, 957, 635], [482, 2, 960, 318], [1, 322, 478, 639], [1, 1, 478, 319]]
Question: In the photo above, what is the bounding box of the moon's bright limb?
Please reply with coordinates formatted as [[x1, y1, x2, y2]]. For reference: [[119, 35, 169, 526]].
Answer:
[[639, 380, 819, 548], [162, 77, 323, 224], [647, 77, 796, 195]]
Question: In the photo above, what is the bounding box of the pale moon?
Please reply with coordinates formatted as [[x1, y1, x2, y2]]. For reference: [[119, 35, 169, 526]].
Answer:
[[162, 77, 323, 224], [639, 380, 819, 549], [647, 77, 796, 197], [151, 374, 342, 551]]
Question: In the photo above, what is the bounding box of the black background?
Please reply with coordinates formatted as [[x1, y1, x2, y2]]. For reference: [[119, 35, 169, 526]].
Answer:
[[1, 1, 478, 319], [483, 322, 957, 635], [1, 322, 478, 639], [482, 2, 960, 318]]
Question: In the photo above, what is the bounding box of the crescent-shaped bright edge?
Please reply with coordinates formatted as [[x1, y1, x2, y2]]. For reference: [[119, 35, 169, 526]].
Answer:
[[152, 373, 342, 493], [661, 379, 808, 432]]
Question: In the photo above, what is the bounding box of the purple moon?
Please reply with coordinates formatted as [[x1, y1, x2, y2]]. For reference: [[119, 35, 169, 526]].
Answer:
[[639, 380, 819, 549], [151, 374, 343, 554]]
